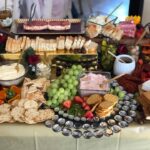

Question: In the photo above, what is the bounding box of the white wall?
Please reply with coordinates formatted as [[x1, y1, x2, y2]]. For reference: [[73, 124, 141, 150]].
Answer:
[[142, 0, 150, 25]]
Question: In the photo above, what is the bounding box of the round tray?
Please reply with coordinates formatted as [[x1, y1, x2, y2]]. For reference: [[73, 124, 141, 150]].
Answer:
[[45, 80, 138, 139]]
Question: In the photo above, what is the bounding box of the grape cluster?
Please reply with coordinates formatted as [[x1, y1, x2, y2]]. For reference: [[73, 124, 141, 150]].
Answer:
[[101, 40, 117, 71], [46, 65, 84, 108]]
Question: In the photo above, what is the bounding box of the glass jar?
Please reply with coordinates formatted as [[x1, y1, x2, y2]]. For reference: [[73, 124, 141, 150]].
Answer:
[[99, 39, 117, 72], [36, 63, 51, 80]]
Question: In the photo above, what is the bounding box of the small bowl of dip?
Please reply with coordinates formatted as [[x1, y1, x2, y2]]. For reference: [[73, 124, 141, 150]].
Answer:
[[0, 61, 28, 86]]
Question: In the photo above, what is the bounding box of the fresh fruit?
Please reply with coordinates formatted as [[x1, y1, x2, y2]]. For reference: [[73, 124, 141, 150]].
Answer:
[[63, 100, 72, 109], [84, 111, 94, 119], [74, 96, 84, 104], [82, 102, 87, 108], [115, 87, 120, 93], [46, 100, 52, 106], [118, 91, 125, 99], [46, 65, 84, 108], [84, 105, 91, 111], [100, 39, 117, 71]]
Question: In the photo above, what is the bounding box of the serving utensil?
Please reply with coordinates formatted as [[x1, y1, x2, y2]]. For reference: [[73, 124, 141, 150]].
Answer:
[[99, 73, 125, 88], [28, 3, 36, 23], [108, 50, 126, 63], [15, 49, 24, 72]]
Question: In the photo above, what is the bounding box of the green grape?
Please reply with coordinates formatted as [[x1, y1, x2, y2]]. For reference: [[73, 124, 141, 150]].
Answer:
[[59, 88, 65, 93], [71, 88, 77, 95], [51, 103, 59, 108], [68, 84, 74, 90], [58, 98, 64, 103], [72, 65, 77, 70], [109, 44, 113, 48], [64, 74, 70, 81], [64, 90, 69, 96], [102, 40, 107, 46], [68, 70, 74, 76], [71, 76, 77, 81], [74, 70, 80, 76], [67, 78, 73, 84], [60, 79, 65, 85], [53, 94, 59, 100], [52, 99, 58, 105], [63, 83, 68, 88], [46, 100, 52, 106], [77, 65, 83, 70], [115, 87, 120, 93], [73, 80, 79, 86], [51, 88, 57, 95], [51, 83, 59, 89]]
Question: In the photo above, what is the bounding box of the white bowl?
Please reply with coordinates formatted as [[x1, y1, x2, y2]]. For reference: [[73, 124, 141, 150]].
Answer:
[[113, 54, 136, 75], [0, 61, 28, 86]]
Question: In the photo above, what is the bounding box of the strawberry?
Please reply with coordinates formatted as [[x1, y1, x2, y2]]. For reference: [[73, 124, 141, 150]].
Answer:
[[74, 96, 84, 104], [84, 111, 94, 119], [84, 105, 91, 111], [63, 100, 72, 109], [82, 102, 87, 108]]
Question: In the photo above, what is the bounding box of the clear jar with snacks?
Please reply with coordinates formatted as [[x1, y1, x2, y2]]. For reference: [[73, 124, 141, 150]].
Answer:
[[99, 39, 117, 72], [36, 63, 51, 80]]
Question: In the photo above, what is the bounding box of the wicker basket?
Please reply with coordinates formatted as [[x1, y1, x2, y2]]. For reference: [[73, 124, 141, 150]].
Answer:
[[0, 10, 12, 19]]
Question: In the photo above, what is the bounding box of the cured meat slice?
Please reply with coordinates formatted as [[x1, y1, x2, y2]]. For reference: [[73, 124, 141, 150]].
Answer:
[[23, 20, 48, 31], [23, 20, 71, 31]]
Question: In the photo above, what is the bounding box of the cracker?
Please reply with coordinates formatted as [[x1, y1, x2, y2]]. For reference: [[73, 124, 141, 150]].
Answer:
[[86, 94, 102, 105], [25, 109, 39, 119], [98, 101, 114, 110], [104, 94, 118, 105], [24, 100, 38, 109], [0, 104, 11, 114], [11, 106, 25, 122], [18, 99, 27, 107], [0, 113, 12, 123], [35, 109, 54, 123]]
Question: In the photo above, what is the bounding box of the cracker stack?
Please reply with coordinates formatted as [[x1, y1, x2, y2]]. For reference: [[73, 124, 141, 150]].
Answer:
[[86, 94, 118, 118]]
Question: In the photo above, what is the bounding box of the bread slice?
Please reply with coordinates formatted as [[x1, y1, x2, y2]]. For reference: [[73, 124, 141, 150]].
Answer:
[[20, 36, 27, 50], [79, 37, 86, 49], [57, 36, 65, 51], [76, 36, 82, 49], [65, 36, 74, 51], [71, 36, 78, 50]]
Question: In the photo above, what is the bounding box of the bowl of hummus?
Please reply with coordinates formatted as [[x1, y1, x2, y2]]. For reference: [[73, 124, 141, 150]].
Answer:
[[0, 61, 27, 86]]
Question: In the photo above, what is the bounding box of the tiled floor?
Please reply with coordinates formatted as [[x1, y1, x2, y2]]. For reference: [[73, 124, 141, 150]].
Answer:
[[73, 0, 130, 22]]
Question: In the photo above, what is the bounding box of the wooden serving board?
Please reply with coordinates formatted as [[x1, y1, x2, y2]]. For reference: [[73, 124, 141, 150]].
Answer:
[[0, 51, 97, 60]]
